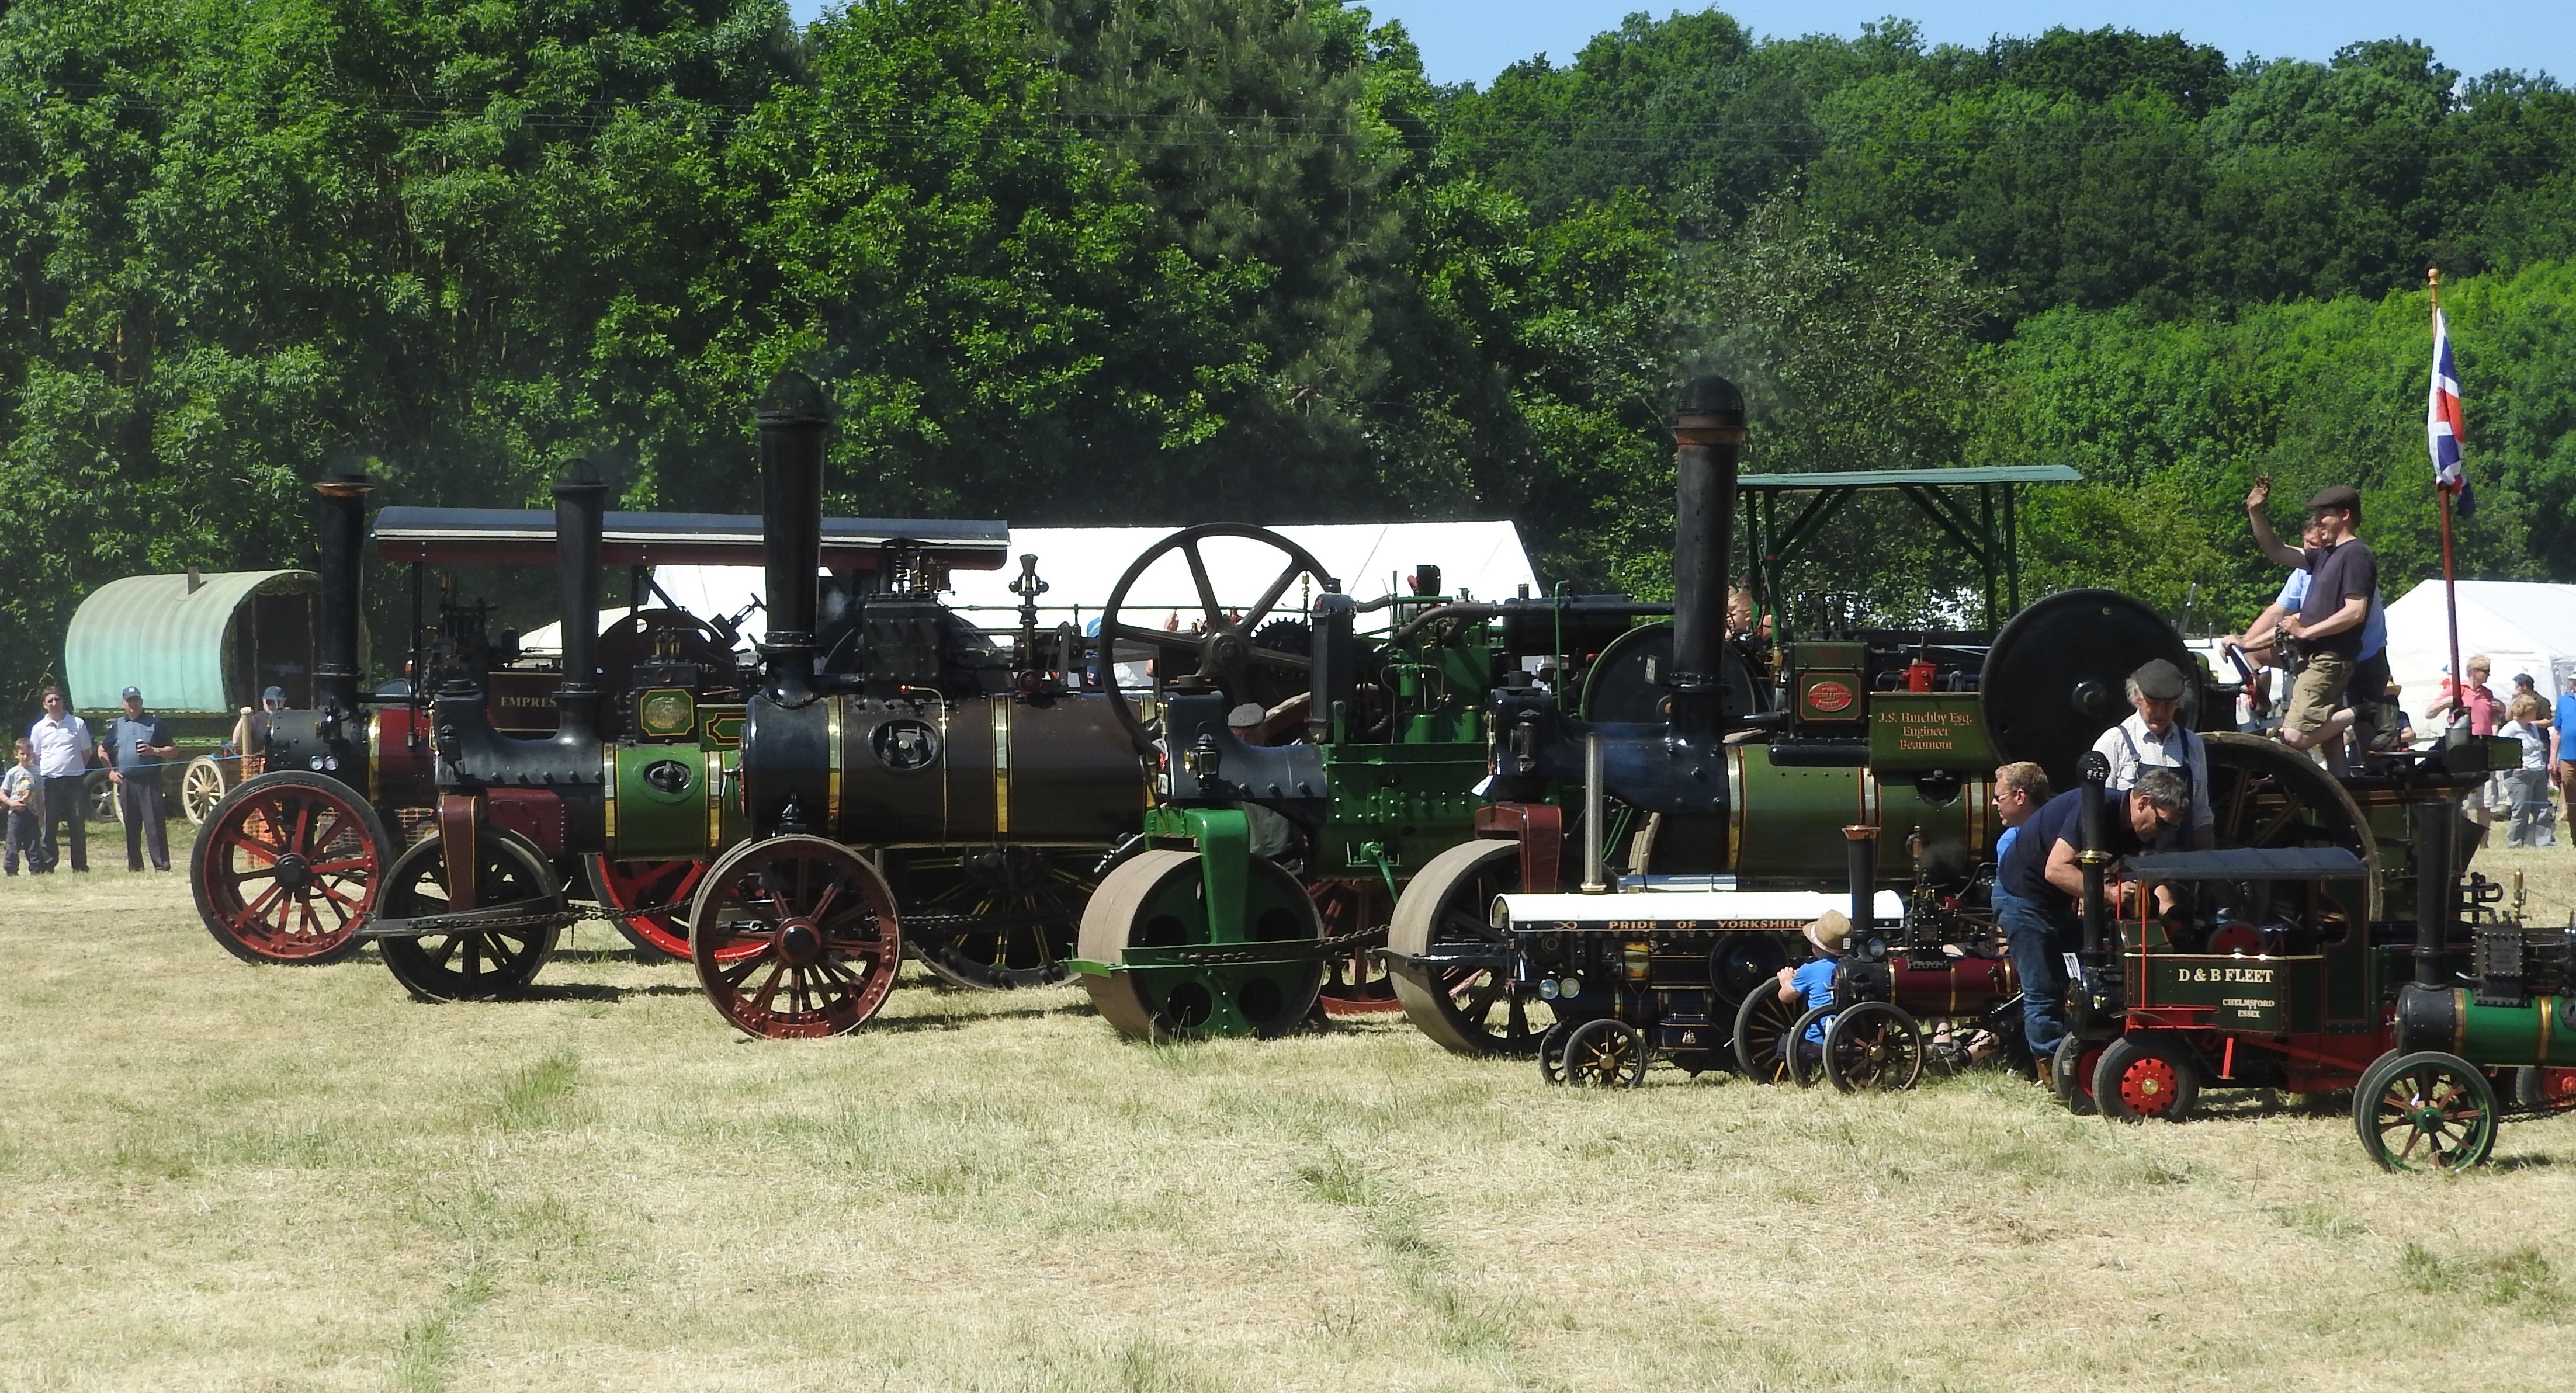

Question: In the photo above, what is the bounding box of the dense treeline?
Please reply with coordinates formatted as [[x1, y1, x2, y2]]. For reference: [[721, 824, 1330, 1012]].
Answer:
[[2, 0, 2571, 705]]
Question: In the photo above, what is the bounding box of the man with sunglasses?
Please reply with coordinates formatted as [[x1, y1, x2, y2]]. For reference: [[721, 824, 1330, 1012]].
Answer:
[[1995, 767, 2190, 1071]]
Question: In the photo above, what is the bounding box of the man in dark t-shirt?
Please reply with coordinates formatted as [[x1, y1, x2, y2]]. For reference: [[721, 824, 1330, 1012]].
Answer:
[[1995, 768, 2189, 1067], [2277, 486, 2376, 766], [102, 686, 177, 872]]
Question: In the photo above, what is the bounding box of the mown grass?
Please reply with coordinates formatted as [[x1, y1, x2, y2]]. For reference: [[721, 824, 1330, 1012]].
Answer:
[[1, 863, 2572, 1391]]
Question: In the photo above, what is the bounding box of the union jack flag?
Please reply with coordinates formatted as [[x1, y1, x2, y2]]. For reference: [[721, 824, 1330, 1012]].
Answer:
[[2428, 307, 2476, 517]]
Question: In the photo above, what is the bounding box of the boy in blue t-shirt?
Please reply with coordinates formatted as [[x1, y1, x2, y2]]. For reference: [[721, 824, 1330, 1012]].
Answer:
[[1770, 909, 1851, 1069]]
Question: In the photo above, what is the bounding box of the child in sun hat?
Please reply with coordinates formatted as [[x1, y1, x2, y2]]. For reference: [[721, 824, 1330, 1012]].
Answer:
[[1770, 909, 1850, 1072]]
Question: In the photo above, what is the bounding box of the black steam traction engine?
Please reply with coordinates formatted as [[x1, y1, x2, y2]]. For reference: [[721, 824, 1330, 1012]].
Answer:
[[1368, 375, 2416, 1089]]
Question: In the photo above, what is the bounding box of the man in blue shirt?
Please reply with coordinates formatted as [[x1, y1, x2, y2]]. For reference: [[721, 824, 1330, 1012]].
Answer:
[[102, 686, 177, 872], [1996, 769, 2188, 1068]]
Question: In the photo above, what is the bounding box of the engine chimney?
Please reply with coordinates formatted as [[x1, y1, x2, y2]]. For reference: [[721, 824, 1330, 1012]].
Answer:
[[311, 467, 373, 717], [758, 371, 830, 704], [1670, 374, 1746, 735], [552, 461, 608, 742]]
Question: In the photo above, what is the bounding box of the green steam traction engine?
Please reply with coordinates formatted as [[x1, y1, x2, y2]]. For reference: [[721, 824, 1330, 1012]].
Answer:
[[1065, 526, 1677, 1039]]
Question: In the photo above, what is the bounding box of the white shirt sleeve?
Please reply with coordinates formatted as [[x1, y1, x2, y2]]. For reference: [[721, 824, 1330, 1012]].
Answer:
[[2088, 724, 2138, 790]]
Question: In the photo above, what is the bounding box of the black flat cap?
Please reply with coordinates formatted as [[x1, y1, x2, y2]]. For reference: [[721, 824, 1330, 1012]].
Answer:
[[2306, 484, 2361, 512], [2131, 659, 2188, 701]]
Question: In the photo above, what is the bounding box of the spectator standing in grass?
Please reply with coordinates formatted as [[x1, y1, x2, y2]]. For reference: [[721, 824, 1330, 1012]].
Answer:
[[102, 686, 176, 873], [28, 686, 92, 873], [2500, 694, 2556, 849], [2553, 673, 2576, 843], [3, 737, 46, 874]]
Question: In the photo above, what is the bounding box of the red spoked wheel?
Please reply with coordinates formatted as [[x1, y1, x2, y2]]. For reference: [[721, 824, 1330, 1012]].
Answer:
[[1312, 879, 1400, 1016], [584, 856, 746, 963], [189, 772, 391, 965], [691, 835, 903, 1039]]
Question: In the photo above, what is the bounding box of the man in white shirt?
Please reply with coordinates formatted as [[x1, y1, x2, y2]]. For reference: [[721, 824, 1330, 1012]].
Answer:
[[27, 686, 94, 872], [2089, 659, 2215, 850]]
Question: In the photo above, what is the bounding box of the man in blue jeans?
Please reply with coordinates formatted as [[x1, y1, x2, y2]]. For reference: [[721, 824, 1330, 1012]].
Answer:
[[1996, 767, 2187, 1069]]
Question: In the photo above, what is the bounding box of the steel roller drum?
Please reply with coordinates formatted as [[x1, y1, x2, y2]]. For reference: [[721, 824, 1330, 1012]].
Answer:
[[1979, 589, 2191, 791]]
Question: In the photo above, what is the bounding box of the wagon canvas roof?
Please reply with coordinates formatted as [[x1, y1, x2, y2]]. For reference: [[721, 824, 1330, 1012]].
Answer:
[[370, 508, 1010, 570], [65, 570, 313, 713]]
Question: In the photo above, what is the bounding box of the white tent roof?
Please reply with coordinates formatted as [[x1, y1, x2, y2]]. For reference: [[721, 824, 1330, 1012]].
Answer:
[[2381, 579, 2576, 706], [614, 522, 1538, 648]]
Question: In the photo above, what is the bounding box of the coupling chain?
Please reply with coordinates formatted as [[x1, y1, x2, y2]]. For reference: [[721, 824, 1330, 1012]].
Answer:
[[366, 897, 691, 939], [1149, 924, 1388, 968]]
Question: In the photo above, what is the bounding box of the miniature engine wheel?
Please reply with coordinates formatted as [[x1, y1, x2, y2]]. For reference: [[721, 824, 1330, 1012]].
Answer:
[[1562, 1019, 1648, 1089], [1077, 848, 1323, 1041], [1823, 1001, 1925, 1093], [1386, 839, 1556, 1057], [189, 770, 391, 965], [1787, 1006, 1835, 1088], [2511, 1066, 2576, 1114], [2052, 1036, 2104, 1116], [377, 829, 564, 1002], [180, 754, 230, 825], [2094, 1035, 2200, 1123], [2353, 1050, 2499, 1173], [585, 856, 724, 963], [691, 835, 903, 1039], [1732, 985, 1803, 1084], [1537, 1019, 1575, 1086]]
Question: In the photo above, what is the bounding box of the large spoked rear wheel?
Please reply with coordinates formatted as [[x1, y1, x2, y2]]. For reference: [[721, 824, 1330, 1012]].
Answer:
[[377, 829, 565, 1002], [897, 845, 1093, 991], [1078, 849, 1325, 1040], [1386, 839, 1555, 1057], [2354, 1050, 2499, 1172], [692, 835, 904, 1039], [189, 772, 390, 965]]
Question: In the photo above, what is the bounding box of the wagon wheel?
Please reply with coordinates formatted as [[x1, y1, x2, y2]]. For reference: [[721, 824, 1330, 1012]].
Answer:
[[1312, 878, 1400, 1015], [1787, 1006, 1834, 1087], [377, 829, 564, 1002], [584, 856, 735, 963], [692, 835, 903, 1040], [188, 770, 390, 965], [1824, 1001, 1925, 1093], [180, 755, 229, 826], [89, 773, 119, 823], [896, 844, 1092, 991], [2052, 1035, 2105, 1116], [2094, 1035, 2200, 1123], [1096, 523, 1333, 755], [1386, 839, 1555, 1057], [1732, 985, 1802, 1083], [2354, 1050, 2499, 1172], [1563, 1019, 1649, 1089], [2203, 732, 2383, 917], [1077, 848, 1324, 1041], [1536, 1019, 1575, 1085]]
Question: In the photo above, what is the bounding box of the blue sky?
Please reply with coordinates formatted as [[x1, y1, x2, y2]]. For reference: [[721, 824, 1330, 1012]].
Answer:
[[785, 1, 2571, 88]]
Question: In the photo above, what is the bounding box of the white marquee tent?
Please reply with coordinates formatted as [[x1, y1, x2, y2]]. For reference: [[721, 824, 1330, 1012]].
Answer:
[[526, 521, 1539, 652], [2380, 579, 2576, 706]]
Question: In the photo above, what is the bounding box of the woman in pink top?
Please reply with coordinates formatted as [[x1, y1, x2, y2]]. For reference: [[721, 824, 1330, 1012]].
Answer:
[[2425, 656, 2504, 736]]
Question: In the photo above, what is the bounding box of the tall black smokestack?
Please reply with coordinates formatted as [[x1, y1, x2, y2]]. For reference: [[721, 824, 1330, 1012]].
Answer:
[[758, 371, 829, 703], [552, 461, 608, 742], [311, 467, 372, 717], [1670, 373, 1746, 735]]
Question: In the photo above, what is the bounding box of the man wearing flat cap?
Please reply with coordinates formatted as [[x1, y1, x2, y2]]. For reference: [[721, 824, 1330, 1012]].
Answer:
[[2245, 481, 2377, 770], [2088, 658, 2214, 849]]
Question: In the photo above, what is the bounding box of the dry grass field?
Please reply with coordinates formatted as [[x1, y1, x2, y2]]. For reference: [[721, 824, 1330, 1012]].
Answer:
[[3, 834, 2574, 1392]]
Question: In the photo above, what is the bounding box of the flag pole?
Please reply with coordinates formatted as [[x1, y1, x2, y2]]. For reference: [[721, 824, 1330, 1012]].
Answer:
[[2432, 266, 2466, 725]]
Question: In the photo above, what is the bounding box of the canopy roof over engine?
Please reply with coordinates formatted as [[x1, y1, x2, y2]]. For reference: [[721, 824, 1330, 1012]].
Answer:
[[64, 569, 321, 714], [2128, 846, 2370, 881], [370, 508, 1009, 570], [1736, 464, 2083, 631]]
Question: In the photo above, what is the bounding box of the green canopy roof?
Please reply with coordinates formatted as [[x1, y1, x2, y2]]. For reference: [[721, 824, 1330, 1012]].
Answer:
[[65, 571, 314, 714]]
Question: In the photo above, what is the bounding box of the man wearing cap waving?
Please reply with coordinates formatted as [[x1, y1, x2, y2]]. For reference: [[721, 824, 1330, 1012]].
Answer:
[[2088, 659, 2214, 850], [101, 686, 176, 872], [2246, 482, 2376, 770]]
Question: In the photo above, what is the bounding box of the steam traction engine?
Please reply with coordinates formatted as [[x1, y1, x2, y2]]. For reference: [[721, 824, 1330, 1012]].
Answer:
[[1377, 374, 2203, 1083]]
